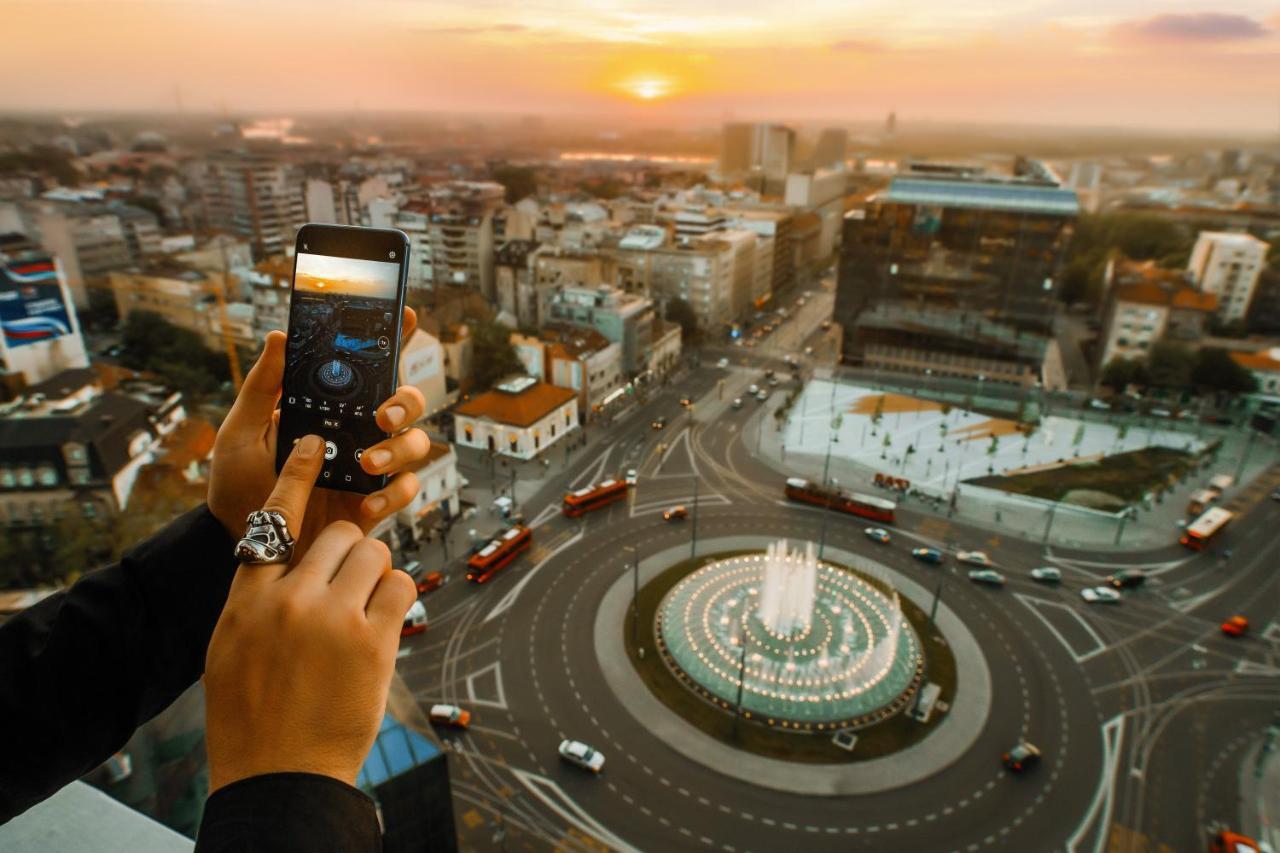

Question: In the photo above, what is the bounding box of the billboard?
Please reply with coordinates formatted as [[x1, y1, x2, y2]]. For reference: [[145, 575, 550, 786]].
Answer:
[[0, 256, 75, 349]]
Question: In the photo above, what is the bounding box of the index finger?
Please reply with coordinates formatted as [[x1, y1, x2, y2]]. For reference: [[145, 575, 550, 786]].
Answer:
[[236, 433, 325, 581]]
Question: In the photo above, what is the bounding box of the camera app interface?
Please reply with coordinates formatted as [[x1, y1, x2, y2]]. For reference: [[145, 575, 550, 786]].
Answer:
[[279, 251, 401, 492]]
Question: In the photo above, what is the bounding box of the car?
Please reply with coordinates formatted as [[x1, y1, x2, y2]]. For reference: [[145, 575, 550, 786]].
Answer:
[[1270, 488, 1280, 502], [717, 357, 730, 368], [912, 547, 944, 564], [663, 505, 688, 521], [1210, 829, 1264, 853], [558, 739, 605, 773], [1150, 407, 1172, 418], [731, 397, 744, 409], [956, 550, 993, 567], [428, 704, 472, 729], [1081, 586, 1121, 604], [680, 397, 693, 408], [625, 468, 638, 486], [416, 571, 445, 595], [1108, 569, 1147, 590], [1087, 398, 1111, 411], [756, 389, 768, 401], [820, 320, 832, 330], [767, 376, 779, 386], [864, 527, 891, 544], [651, 416, 667, 430], [1002, 742, 1042, 772], [1030, 567, 1062, 584], [804, 346, 814, 356], [1221, 615, 1249, 637], [968, 569, 1006, 587], [748, 384, 760, 395], [401, 600, 428, 637]]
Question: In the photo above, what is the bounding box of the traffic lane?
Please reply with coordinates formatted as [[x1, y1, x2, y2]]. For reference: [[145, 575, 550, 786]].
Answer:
[[497, 506, 1100, 851]]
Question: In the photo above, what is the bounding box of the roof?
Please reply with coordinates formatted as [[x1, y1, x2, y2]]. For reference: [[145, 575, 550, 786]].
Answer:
[[883, 177, 1080, 217], [1196, 231, 1269, 248], [0, 391, 153, 478], [356, 713, 442, 791], [1170, 288, 1218, 312], [1230, 348, 1280, 373], [454, 381, 577, 427], [26, 368, 98, 399], [1114, 280, 1217, 313]]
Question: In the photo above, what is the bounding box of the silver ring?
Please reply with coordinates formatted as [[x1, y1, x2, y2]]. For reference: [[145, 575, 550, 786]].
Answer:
[[235, 510, 296, 564]]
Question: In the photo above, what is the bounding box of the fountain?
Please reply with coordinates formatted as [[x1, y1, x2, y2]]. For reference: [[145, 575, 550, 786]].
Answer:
[[656, 539, 922, 729]]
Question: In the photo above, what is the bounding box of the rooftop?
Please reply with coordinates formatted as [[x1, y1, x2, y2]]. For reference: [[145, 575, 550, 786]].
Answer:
[[1114, 280, 1217, 313], [881, 176, 1080, 217], [454, 380, 577, 427], [1230, 348, 1280, 373]]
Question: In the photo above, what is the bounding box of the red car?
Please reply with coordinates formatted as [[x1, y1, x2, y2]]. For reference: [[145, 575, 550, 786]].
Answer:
[[1221, 615, 1249, 637], [416, 571, 444, 595], [663, 505, 688, 522]]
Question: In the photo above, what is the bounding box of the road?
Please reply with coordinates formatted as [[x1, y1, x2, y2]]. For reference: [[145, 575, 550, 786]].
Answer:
[[395, 290, 1280, 852]]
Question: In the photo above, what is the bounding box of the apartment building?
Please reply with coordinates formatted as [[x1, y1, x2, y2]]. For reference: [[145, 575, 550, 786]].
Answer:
[[1186, 231, 1270, 324]]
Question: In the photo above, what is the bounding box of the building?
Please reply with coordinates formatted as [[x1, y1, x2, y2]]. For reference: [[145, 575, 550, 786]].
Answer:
[[201, 150, 306, 258], [371, 439, 461, 548], [546, 284, 654, 375], [784, 168, 846, 262], [438, 323, 473, 390], [452, 376, 579, 459], [110, 203, 163, 264], [673, 208, 727, 242], [30, 204, 131, 307], [649, 317, 682, 379], [1186, 231, 1270, 324], [725, 208, 795, 299], [720, 123, 795, 193], [0, 251, 89, 389], [1097, 263, 1218, 368], [0, 368, 185, 528], [357, 708, 458, 853], [305, 176, 394, 227], [614, 236, 741, 334], [812, 128, 848, 170], [397, 328, 456, 419], [512, 325, 624, 420], [1229, 347, 1280, 396], [395, 194, 497, 299], [108, 265, 240, 351], [246, 255, 293, 340], [835, 163, 1079, 388], [493, 239, 542, 328], [1066, 162, 1104, 214]]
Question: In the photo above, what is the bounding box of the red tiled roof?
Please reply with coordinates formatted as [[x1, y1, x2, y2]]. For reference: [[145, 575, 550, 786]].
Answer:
[[1170, 289, 1218, 312], [1230, 349, 1280, 373], [454, 381, 577, 427]]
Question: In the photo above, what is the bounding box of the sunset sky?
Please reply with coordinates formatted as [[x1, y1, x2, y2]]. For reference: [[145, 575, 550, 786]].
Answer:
[[3, 0, 1279, 132]]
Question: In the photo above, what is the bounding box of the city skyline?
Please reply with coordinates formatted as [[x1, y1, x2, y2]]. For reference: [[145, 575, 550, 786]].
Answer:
[[3, 1, 1280, 133]]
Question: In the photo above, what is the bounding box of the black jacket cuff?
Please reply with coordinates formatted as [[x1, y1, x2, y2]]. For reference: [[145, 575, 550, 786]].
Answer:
[[196, 773, 380, 852]]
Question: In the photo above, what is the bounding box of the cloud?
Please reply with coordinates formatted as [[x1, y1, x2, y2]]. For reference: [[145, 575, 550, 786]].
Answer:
[[830, 38, 884, 52], [1112, 12, 1269, 43], [415, 23, 528, 35]]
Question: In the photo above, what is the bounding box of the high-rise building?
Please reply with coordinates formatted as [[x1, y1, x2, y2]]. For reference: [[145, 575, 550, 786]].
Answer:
[[1186, 231, 1269, 324], [614, 235, 739, 333], [394, 183, 503, 299], [719, 123, 796, 194], [812, 128, 848, 170], [201, 150, 306, 258], [547, 284, 654, 376], [0, 251, 89, 388], [725, 208, 795, 300], [835, 163, 1079, 388], [30, 204, 131, 308]]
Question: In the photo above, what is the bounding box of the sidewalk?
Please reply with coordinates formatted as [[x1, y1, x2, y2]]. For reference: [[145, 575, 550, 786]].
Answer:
[[1238, 725, 1280, 851]]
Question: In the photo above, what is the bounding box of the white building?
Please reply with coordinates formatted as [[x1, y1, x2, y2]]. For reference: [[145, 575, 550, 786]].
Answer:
[[1229, 348, 1280, 397], [398, 328, 454, 419], [0, 251, 89, 386], [1187, 231, 1270, 324], [372, 439, 462, 547], [452, 376, 579, 459]]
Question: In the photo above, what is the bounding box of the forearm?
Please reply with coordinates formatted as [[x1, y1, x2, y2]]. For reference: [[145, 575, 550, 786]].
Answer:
[[0, 505, 237, 823], [195, 774, 381, 852]]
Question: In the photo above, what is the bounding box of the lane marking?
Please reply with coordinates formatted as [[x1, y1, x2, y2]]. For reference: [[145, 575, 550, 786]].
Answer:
[[465, 662, 508, 710], [485, 531, 584, 624], [1067, 715, 1125, 853], [1015, 593, 1107, 663], [510, 768, 640, 853]]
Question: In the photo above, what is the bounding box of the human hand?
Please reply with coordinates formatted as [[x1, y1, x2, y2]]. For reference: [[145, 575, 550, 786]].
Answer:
[[203, 438, 417, 791], [208, 309, 431, 560]]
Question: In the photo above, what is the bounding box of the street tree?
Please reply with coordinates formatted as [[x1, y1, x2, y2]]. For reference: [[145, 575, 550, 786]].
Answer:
[[664, 297, 700, 343], [469, 319, 525, 391], [1145, 342, 1195, 389], [1192, 348, 1257, 396], [1101, 357, 1147, 391]]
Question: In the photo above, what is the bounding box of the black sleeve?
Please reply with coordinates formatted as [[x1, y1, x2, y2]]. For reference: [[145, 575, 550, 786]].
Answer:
[[0, 504, 238, 824], [195, 773, 381, 852]]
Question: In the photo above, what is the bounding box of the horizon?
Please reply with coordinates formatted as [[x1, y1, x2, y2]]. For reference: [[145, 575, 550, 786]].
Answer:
[[4, 0, 1280, 135]]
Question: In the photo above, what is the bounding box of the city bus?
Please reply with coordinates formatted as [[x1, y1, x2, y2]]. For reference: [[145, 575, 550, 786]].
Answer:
[[562, 478, 628, 518], [466, 525, 532, 583], [784, 477, 896, 524], [1179, 507, 1234, 551]]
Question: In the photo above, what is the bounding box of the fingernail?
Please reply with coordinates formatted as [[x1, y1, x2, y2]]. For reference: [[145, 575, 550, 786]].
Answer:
[[385, 405, 405, 427], [365, 495, 387, 514], [369, 449, 392, 469], [298, 434, 322, 458]]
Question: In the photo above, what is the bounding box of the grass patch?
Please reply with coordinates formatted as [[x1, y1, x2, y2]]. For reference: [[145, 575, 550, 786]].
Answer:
[[624, 551, 957, 764], [969, 446, 1198, 507]]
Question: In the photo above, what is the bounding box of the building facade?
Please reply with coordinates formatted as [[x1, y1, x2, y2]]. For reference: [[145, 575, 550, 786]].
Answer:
[[546, 284, 654, 376], [0, 251, 89, 388], [201, 150, 306, 258], [452, 376, 579, 460], [1186, 231, 1269, 324]]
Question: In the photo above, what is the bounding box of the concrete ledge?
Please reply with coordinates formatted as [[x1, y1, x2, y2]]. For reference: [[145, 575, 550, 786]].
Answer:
[[593, 535, 992, 796]]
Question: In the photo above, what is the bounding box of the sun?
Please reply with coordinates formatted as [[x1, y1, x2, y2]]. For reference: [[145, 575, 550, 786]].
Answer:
[[620, 75, 675, 101]]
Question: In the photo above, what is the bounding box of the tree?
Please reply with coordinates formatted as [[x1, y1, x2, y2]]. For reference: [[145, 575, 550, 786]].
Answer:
[[489, 164, 538, 204], [470, 320, 524, 391], [1192, 348, 1257, 395], [120, 311, 230, 401], [1145, 341, 1195, 389], [664, 297, 699, 343], [1059, 213, 1194, 309], [1101, 357, 1147, 391], [85, 287, 120, 332]]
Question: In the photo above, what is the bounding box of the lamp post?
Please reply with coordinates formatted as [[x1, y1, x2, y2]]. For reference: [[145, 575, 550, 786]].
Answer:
[[732, 595, 750, 739], [690, 475, 699, 559], [1041, 500, 1059, 545], [818, 477, 837, 561]]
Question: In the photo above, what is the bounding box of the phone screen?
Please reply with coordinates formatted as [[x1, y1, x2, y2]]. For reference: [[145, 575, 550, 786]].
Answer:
[[276, 229, 408, 493]]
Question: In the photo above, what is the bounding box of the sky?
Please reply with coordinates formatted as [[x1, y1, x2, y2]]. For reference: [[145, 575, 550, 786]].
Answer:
[[2, 0, 1280, 133], [295, 253, 400, 299]]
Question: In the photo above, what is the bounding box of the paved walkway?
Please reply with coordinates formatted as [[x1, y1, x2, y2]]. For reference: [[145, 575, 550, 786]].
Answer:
[[1239, 726, 1280, 850], [593, 536, 992, 796]]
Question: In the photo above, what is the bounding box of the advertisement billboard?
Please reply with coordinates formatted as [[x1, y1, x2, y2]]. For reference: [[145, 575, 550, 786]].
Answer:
[[0, 256, 75, 349]]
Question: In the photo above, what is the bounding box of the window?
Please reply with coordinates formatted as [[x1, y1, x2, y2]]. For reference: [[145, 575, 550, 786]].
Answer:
[[0, 468, 13, 488], [36, 465, 57, 487], [16, 468, 34, 488]]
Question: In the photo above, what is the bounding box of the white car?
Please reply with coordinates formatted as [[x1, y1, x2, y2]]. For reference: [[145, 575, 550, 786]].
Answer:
[[956, 550, 993, 567], [732, 397, 744, 409], [756, 389, 768, 401], [717, 357, 730, 368], [748, 384, 760, 395], [558, 739, 605, 773], [968, 569, 1006, 587], [1081, 586, 1121, 604], [1030, 567, 1062, 583], [625, 469, 638, 486]]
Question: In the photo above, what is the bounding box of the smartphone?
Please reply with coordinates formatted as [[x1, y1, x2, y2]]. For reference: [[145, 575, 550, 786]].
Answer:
[[276, 223, 410, 494]]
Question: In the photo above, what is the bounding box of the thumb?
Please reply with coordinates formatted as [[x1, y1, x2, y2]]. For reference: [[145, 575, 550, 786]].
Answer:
[[223, 331, 286, 436], [235, 434, 324, 574]]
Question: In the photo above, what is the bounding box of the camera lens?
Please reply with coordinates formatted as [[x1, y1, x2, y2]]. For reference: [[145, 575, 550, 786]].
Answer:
[[389, 251, 396, 259]]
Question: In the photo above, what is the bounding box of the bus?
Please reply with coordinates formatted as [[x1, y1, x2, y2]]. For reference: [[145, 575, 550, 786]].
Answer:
[[1180, 507, 1234, 551], [467, 525, 533, 583], [784, 477, 896, 524], [562, 478, 628, 517]]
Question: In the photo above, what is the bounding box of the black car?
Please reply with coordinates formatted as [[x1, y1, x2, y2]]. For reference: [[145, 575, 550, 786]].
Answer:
[[1002, 742, 1042, 773], [1108, 569, 1147, 590], [651, 416, 667, 430]]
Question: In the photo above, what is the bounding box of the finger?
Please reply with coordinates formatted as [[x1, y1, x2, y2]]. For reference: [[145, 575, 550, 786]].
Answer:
[[365, 568, 417, 633], [400, 307, 417, 346], [222, 331, 286, 435], [289, 519, 365, 585], [360, 428, 429, 477], [330, 537, 392, 606], [248, 434, 325, 579], [375, 385, 425, 434], [360, 470, 420, 523]]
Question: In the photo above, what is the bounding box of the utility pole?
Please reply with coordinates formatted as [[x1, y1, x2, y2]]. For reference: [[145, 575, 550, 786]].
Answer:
[[818, 477, 836, 561], [1041, 501, 1058, 545], [629, 544, 642, 657], [732, 597, 749, 739], [1234, 425, 1258, 482], [690, 475, 699, 559]]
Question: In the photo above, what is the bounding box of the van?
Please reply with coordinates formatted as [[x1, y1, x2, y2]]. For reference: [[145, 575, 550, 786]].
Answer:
[[401, 600, 428, 637]]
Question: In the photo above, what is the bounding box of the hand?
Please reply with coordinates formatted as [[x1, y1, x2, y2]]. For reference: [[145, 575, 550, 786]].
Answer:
[[204, 439, 417, 791], [208, 309, 431, 561]]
